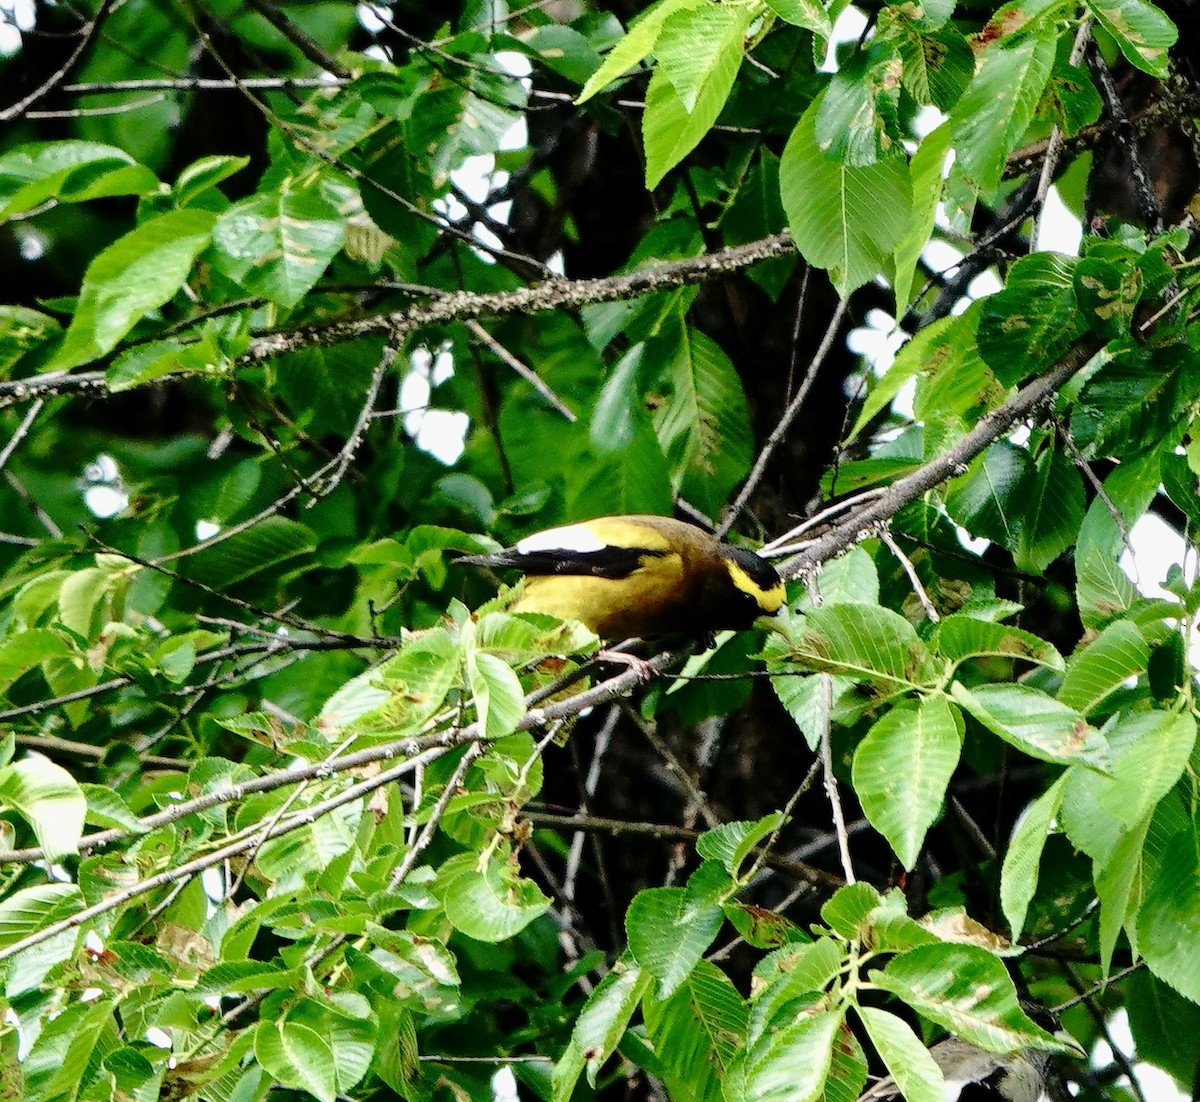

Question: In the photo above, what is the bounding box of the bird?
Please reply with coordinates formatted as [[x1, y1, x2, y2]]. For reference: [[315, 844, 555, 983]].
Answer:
[[457, 514, 785, 642], [858, 1034, 1053, 1102]]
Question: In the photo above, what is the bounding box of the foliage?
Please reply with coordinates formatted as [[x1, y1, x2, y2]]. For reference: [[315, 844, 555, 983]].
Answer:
[[0, 0, 1199, 1100]]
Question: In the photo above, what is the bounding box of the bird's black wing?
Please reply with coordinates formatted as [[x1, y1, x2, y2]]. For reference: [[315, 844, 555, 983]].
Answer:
[[458, 545, 667, 579]]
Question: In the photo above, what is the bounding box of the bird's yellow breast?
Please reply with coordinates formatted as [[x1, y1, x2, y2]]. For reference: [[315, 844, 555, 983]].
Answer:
[[512, 550, 687, 638]]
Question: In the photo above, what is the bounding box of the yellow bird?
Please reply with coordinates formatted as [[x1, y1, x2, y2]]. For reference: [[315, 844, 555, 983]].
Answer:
[[459, 514, 785, 641]]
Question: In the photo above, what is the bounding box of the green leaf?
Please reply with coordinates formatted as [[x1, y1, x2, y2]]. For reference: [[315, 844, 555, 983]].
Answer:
[[764, 0, 832, 35], [466, 650, 525, 739], [824, 1024, 869, 1102], [1057, 619, 1149, 714], [1013, 446, 1085, 574], [1071, 347, 1183, 459], [1086, 0, 1177, 77], [781, 97, 912, 296], [820, 881, 884, 939], [950, 682, 1111, 770], [1126, 970, 1200, 1084], [554, 962, 651, 1098], [106, 335, 221, 391], [211, 180, 346, 307], [858, 1006, 945, 1102], [0, 883, 81, 947], [730, 1008, 843, 1102], [852, 695, 963, 870], [0, 305, 61, 372], [655, 2, 752, 113], [440, 853, 551, 942], [950, 32, 1055, 197], [698, 812, 786, 879], [1000, 772, 1069, 939], [575, 0, 702, 103], [931, 615, 1063, 672], [49, 208, 217, 371], [644, 959, 747, 1100], [254, 999, 374, 1102], [1138, 827, 1200, 1003], [977, 253, 1083, 385], [1096, 817, 1148, 974], [873, 943, 1068, 1053], [816, 40, 905, 167], [21, 999, 116, 1102], [187, 517, 317, 587], [892, 121, 952, 310], [0, 755, 87, 860], [1062, 710, 1196, 866], [785, 603, 938, 692], [651, 325, 753, 514], [627, 877, 726, 997], [172, 154, 250, 206], [1076, 548, 1137, 629], [0, 140, 158, 220], [892, 21, 974, 106], [0, 628, 74, 695], [643, 36, 743, 188]]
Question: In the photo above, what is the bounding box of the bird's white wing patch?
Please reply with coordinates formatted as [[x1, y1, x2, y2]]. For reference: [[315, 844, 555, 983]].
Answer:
[[516, 524, 605, 554]]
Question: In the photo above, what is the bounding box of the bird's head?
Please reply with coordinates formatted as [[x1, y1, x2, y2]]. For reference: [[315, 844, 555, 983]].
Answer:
[[717, 545, 786, 626]]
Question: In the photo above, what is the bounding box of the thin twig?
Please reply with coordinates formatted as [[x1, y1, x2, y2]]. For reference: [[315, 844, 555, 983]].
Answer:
[[0, 0, 112, 121], [718, 297, 850, 537], [466, 320, 577, 422], [879, 527, 939, 622]]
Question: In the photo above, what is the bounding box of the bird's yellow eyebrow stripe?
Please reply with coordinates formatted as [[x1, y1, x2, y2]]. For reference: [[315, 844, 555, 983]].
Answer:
[[726, 560, 785, 612]]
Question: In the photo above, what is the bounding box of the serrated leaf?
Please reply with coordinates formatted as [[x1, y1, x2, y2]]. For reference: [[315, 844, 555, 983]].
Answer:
[[852, 695, 963, 870], [466, 650, 525, 739], [1013, 447, 1084, 574], [698, 812, 786, 878], [782, 97, 912, 296], [1076, 549, 1137, 628], [49, 208, 216, 371], [764, 0, 832, 34], [553, 963, 651, 1098], [873, 943, 1068, 1053], [786, 602, 938, 692], [627, 882, 725, 998], [576, 0, 702, 103], [892, 121, 952, 310], [0, 883, 81, 946], [731, 1008, 843, 1102], [212, 181, 345, 307], [0, 755, 86, 860], [999, 772, 1068, 939], [950, 31, 1055, 197], [644, 959, 747, 1099], [1071, 348, 1182, 459], [859, 1007, 945, 1102], [655, 2, 752, 114], [440, 854, 551, 942], [1137, 827, 1200, 1003], [977, 252, 1082, 385], [651, 325, 753, 514], [643, 41, 742, 188], [187, 517, 317, 587], [931, 615, 1063, 672], [821, 882, 884, 939], [950, 682, 1110, 770], [1057, 619, 1149, 714], [816, 41, 905, 167], [1086, 0, 1177, 77]]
